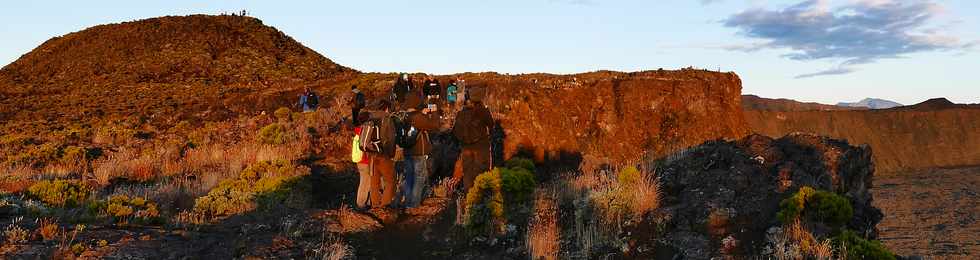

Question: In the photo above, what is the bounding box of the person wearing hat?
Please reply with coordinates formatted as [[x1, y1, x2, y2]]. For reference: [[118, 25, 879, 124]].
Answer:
[[451, 84, 494, 192]]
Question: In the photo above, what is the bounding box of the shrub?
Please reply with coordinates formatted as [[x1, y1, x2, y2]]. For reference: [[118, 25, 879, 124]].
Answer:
[[463, 158, 539, 235], [10, 142, 62, 167], [274, 107, 292, 122], [90, 195, 162, 225], [777, 186, 854, 227], [500, 167, 536, 204], [191, 160, 305, 218], [27, 180, 90, 207], [464, 169, 505, 235], [61, 146, 88, 163], [833, 230, 895, 260], [258, 123, 292, 145], [505, 157, 536, 173]]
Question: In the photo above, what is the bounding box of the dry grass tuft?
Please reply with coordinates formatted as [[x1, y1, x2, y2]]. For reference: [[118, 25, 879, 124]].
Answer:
[[4, 219, 30, 244], [551, 165, 661, 256], [526, 191, 560, 260], [36, 218, 59, 241], [769, 219, 838, 260]]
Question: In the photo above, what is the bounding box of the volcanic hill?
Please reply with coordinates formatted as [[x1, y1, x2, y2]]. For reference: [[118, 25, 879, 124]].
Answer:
[[0, 15, 357, 136]]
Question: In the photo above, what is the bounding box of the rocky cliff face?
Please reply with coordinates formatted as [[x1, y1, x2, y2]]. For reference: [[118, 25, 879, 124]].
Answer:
[[337, 70, 750, 176], [744, 101, 980, 173], [477, 70, 750, 164]]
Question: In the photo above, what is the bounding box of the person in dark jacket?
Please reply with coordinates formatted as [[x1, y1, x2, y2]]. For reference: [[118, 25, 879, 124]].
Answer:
[[396, 94, 442, 208], [423, 76, 441, 99], [351, 85, 366, 125], [392, 73, 413, 103], [451, 85, 494, 192]]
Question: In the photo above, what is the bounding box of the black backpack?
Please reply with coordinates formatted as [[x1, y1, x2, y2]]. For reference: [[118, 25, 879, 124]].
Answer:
[[307, 92, 319, 108], [355, 92, 366, 108], [389, 112, 417, 149]]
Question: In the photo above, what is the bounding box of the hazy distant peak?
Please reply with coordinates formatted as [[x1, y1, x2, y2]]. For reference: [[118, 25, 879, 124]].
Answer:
[[837, 98, 903, 109]]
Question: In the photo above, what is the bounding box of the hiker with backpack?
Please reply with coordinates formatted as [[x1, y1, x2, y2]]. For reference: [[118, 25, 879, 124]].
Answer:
[[350, 85, 366, 125], [451, 84, 494, 192], [392, 73, 413, 103], [423, 76, 441, 107], [392, 88, 442, 208], [446, 80, 459, 111], [351, 112, 374, 209], [298, 87, 320, 112], [360, 100, 399, 208]]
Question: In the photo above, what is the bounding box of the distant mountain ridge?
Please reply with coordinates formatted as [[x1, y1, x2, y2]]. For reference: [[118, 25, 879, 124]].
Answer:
[[837, 98, 903, 109], [741, 95, 864, 111]]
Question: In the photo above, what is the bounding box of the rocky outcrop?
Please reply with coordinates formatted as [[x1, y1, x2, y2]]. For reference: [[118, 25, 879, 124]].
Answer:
[[745, 101, 980, 173], [341, 70, 750, 171], [649, 133, 882, 258], [478, 70, 750, 164]]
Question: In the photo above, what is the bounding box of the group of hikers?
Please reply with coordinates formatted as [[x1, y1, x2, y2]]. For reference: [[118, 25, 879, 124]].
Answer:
[[346, 73, 491, 209]]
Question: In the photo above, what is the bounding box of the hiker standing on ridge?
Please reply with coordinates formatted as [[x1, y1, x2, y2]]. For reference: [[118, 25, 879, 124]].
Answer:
[[392, 73, 413, 103], [423, 76, 441, 108], [395, 89, 441, 208], [452, 84, 494, 192], [350, 85, 366, 125], [351, 112, 374, 209], [298, 87, 319, 112], [446, 80, 459, 111]]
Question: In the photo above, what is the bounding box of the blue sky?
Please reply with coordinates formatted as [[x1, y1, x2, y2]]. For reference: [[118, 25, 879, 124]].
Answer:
[[1, 0, 977, 104]]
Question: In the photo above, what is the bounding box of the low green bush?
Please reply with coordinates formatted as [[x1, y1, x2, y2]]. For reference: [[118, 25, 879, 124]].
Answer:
[[464, 158, 538, 235], [27, 180, 90, 207], [500, 166, 536, 203], [833, 230, 896, 260], [504, 157, 536, 173], [777, 186, 854, 227], [465, 169, 505, 235], [258, 123, 292, 145], [88, 195, 162, 225], [192, 160, 303, 217]]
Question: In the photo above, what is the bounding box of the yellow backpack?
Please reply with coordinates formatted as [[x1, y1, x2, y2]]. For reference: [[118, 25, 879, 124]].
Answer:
[[351, 134, 363, 163]]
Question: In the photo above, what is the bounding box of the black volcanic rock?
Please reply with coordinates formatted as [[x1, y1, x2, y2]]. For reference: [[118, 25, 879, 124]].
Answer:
[[648, 133, 881, 259]]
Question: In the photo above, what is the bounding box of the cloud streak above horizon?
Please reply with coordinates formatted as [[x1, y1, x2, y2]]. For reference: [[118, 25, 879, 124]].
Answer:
[[723, 0, 971, 78]]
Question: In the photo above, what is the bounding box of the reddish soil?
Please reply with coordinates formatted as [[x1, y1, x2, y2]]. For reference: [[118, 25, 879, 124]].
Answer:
[[873, 166, 980, 259]]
